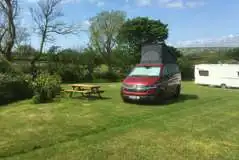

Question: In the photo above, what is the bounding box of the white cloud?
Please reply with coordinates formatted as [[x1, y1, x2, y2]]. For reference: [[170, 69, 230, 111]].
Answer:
[[96, 1, 104, 7], [88, 0, 105, 7], [174, 34, 239, 47], [158, 0, 205, 8], [185, 1, 205, 8], [24, 0, 82, 4], [61, 0, 82, 4], [136, 0, 152, 7], [165, 0, 184, 8]]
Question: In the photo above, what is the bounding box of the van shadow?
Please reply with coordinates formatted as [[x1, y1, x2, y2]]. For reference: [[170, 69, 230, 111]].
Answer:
[[130, 94, 199, 106]]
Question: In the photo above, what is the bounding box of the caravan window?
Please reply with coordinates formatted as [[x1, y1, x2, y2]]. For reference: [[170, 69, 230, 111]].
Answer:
[[199, 70, 209, 76]]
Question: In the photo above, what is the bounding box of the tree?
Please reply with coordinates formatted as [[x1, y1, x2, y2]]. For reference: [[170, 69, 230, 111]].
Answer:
[[47, 45, 60, 54], [80, 46, 102, 80], [0, 0, 18, 61], [227, 48, 239, 61], [15, 26, 30, 47], [89, 10, 126, 72], [15, 44, 37, 57], [30, 0, 76, 77], [167, 45, 182, 58], [118, 17, 168, 63]]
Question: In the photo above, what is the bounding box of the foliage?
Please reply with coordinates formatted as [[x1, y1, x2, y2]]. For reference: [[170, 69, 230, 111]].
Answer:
[[15, 44, 37, 57], [118, 17, 168, 54], [226, 48, 239, 61], [0, 0, 18, 61], [93, 71, 121, 82], [0, 73, 33, 105], [177, 56, 194, 80], [30, 0, 77, 77], [89, 10, 126, 72], [31, 72, 61, 104], [167, 45, 183, 58]]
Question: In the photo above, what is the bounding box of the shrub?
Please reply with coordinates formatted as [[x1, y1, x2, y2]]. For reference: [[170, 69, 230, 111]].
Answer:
[[55, 64, 86, 83], [177, 56, 194, 80], [92, 71, 120, 82], [31, 73, 61, 104], [0, 74, 33, 105]]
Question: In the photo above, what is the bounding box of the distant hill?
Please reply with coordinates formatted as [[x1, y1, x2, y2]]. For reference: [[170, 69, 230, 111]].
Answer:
[[177, 47, 237, 55]]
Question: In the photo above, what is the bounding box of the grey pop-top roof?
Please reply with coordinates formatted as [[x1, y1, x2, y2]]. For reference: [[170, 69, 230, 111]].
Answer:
[[140, 42, 177, 64]]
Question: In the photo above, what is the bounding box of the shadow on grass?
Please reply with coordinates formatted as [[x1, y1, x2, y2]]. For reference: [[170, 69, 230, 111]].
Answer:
[[68, 95, 112, 101], [126, 94, 199, 106]]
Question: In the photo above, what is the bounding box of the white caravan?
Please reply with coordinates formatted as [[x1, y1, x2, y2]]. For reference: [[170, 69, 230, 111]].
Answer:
[[194, 64, 239, 88]]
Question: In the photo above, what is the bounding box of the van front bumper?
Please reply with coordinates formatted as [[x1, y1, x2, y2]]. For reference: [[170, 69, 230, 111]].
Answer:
[[121, 94, 158, 101]]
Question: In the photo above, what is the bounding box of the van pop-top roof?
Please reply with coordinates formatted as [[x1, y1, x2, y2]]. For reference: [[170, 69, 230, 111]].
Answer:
[[140, 42, 177, 64]]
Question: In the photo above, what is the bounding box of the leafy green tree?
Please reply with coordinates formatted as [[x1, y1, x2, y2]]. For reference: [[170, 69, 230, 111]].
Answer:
[[80, 46, 102, 80], [89, 10, 126, 72], [118, 17, 168, 63]]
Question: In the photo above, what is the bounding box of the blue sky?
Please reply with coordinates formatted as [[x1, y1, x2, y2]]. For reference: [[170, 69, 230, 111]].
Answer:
[[21, 0, 239, 50]]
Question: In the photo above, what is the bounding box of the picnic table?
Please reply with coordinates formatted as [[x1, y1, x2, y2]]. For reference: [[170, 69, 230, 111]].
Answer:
[[63, 84, 104, 98]]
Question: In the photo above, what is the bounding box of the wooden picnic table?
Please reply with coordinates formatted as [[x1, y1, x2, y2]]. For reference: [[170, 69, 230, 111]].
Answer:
[[63, 84, 104, 98]]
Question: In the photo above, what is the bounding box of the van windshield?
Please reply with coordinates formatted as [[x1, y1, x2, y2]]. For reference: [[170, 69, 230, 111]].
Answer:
[[128, 66, 161, 77]]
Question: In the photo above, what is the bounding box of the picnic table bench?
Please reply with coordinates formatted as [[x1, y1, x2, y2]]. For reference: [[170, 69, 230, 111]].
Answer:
[[62, 84, 104, 98]]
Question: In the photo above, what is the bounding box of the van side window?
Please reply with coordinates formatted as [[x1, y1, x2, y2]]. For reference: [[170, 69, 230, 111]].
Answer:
[[167, 64, 173, 75], [163, 66, 169, 76], [175, 65, 179, 73], [237, 72, 239, 77], [199, 70, 209, 76], [166, 64, 179, 75]]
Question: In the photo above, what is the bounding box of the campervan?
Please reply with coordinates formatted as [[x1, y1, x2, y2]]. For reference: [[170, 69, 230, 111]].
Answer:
[[121, 42, 181, 102], [194, 64, 239, 88]]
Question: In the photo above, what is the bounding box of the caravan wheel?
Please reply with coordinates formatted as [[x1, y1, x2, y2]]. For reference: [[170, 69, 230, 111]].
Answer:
[[221, 84, 227, 89]]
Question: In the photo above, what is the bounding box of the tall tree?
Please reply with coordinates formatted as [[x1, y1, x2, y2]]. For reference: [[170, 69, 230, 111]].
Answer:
[[89, 10, 126, 72], [30, 0, 76, 76], [118, 17, 168, 63], [0, 0, 18, 61], [15, 26, 30, 47]]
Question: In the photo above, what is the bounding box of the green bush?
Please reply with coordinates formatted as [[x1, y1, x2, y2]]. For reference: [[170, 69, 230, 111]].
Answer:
[[49, 64, 86, 83], [177, 57, 194, 80], [93, 71, 121, 82], [31, 73, 61, 104], [0, 74, 33, 105]]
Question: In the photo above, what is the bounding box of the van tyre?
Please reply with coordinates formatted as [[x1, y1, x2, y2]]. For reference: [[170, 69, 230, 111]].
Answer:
[[122, 97, 129, 103], [174, 85, 181, 98]]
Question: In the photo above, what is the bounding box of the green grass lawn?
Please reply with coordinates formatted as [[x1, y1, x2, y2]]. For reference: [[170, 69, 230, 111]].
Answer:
[[0, 82, 239, 160]]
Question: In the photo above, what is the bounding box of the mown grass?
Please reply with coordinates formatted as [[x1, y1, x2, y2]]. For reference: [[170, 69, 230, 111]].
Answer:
[[0, 82, 239, 160]]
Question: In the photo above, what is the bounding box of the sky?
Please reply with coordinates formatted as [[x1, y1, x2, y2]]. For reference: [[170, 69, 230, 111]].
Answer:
[[20, 0, 239, 50]]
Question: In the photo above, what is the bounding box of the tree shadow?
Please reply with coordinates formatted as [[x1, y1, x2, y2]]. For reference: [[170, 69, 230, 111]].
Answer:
[[126, 94, 199, 106]]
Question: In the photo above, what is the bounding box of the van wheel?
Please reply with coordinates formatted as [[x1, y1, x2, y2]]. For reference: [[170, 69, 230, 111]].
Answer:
[[221, 84, 227, 89], [174, 85, 181, 98], [122, 97, 129, 103]]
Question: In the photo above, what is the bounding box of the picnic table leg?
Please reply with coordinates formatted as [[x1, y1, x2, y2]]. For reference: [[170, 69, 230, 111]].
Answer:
[[96, 89, 102, 99], [69, 91, 73, 97]]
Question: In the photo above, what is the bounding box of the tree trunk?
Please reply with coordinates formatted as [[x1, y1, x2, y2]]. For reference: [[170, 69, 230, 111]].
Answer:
[[31, 29, 46, 79], [2, 0, 16, 61]]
